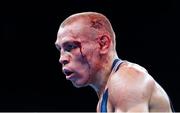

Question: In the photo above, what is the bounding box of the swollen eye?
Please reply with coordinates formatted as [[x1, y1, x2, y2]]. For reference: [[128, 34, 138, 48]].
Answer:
[[66, 44, 77, 52]]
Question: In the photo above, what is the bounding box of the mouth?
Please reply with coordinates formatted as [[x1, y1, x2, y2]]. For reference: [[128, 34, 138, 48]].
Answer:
[[63, 69, 74, 76]]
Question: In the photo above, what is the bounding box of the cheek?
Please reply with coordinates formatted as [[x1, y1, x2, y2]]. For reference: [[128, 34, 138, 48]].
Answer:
[[72, 43, 99, 71], [81, 47, 100, 69], [72, 48, 90, 69]]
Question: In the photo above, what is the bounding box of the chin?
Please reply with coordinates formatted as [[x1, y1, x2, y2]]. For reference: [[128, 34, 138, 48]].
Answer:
[[71, 79, 89, 88]]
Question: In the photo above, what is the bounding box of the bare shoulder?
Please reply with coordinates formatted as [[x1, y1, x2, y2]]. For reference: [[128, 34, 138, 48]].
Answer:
[[107, 61, 172, 112], [108, 61, 155, 110], [109, 61, 155, 88], [149, 80, 172, 112]]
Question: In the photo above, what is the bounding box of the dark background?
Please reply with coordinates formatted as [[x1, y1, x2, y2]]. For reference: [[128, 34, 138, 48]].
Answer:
[[0, 0, 179, 112]]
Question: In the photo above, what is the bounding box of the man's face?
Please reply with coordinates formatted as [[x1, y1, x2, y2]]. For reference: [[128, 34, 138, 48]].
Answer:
[[55, 20, 100, 88]]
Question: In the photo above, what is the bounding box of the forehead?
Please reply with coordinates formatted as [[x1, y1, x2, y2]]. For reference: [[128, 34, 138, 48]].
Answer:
[[56, 28, 81, 46], [56, 20, 96, 45]]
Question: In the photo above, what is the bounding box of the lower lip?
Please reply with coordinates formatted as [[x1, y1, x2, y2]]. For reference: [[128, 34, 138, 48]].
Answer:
[[66, 73, 76, 80]]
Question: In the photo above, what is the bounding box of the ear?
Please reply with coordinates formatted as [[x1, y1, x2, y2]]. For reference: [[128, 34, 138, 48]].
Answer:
[[97, 34, 111, 54]]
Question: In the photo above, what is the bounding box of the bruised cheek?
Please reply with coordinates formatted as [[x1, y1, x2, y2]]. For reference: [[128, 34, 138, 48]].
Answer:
[[73, 42, 91, 70]]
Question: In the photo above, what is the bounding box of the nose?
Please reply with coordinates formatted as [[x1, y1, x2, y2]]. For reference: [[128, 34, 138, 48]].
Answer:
[[59, 53, 70, 66]]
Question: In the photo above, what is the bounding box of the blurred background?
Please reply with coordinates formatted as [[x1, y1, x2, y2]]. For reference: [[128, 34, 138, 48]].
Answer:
[[0, 0, 179, 111]]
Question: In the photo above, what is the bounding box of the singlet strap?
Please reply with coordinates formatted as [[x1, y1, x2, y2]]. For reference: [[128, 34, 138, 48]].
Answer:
[[100, 89, 108, 112], [111, 59, 123, 73], [100, 59, 123, 112]]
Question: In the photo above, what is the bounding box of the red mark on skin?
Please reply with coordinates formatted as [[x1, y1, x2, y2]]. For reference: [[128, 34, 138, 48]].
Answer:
[[73, 41, 91, 69], [91, 20, 103, 29]]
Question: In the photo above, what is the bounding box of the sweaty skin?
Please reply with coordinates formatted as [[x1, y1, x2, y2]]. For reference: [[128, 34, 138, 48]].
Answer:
[[55, 12, 173, 112]]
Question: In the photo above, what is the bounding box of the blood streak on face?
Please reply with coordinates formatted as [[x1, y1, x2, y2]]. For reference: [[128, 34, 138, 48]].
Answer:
[[73, 41, 91, 70]]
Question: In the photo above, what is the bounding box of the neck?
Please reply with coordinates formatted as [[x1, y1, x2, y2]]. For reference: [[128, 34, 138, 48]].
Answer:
[[89, 54, 118, 98]]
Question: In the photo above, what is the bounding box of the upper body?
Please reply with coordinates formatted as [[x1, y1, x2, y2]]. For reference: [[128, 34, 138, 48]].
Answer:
[[55, 12, 173, 112]]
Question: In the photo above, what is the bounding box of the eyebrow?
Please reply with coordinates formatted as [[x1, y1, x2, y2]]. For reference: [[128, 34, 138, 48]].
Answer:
[[55, 41, 79, 51]]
